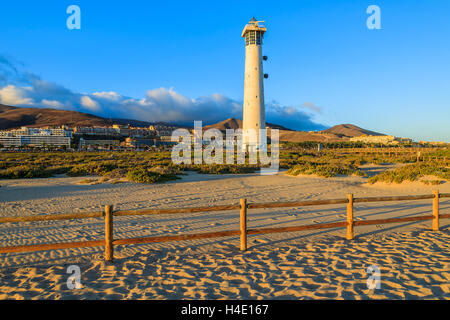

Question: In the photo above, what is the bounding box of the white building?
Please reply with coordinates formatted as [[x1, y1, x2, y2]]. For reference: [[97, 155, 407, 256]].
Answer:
[[0, 127, 72, 148], [350, 135, 413, 145]]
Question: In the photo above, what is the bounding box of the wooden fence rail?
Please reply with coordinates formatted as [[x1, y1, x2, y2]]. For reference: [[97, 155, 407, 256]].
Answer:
[[0, 191, 449, 261]]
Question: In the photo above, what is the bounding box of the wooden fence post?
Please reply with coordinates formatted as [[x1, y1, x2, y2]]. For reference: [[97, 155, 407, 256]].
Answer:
[[240, 199, 247, 251], [105, 205, 114, 261], [433, 190, 439, 231], [347, 194, 354, 240]]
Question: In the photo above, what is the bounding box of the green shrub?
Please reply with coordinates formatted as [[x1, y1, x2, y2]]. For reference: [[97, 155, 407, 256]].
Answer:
[[189, 164, 259, 174], [422, 179, 443, 185], [45, 166, 72, 175], [104, 168, 128, 179], [287, 162, 366, 178], [368, 163, 449, 184], [78, 178, 99, 184], [126, 168, 179, 184], [67, 161, 118, 177], [0, 165, 52, 179], [67, 164, 92, 177]]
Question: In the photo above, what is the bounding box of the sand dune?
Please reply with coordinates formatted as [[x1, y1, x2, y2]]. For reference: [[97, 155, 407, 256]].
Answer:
[[0, 231, 448, 300], [0, 169, 449, 299]]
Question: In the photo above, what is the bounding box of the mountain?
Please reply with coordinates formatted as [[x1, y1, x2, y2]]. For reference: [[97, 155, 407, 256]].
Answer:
[[112, 118, 185, 128], [204, 118, 388, 142], [320, 124, 385, 138], [204, 118, 344, 142], [204, 118, 242, 131], [0, 104, 183, 130], [204, 118, 292, 131], [277, 130, 343, 142], [0, 104, 110, 129]]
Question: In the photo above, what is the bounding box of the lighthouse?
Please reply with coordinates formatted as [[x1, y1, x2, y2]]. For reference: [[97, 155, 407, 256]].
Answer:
[[242, 17, 267, 151]]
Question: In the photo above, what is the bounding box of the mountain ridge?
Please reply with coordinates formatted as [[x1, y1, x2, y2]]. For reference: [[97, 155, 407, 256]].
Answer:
[[204, 118, 385, 141], [0, 104, 386, 142], [320, 124, 385, 138]]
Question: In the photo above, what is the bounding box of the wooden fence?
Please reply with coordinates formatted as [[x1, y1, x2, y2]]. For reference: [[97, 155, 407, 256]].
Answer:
[[0, 191, 449, 262]]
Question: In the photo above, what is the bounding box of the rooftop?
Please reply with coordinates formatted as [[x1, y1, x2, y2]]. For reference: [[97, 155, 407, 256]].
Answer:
[[241, 17, 266, 38]]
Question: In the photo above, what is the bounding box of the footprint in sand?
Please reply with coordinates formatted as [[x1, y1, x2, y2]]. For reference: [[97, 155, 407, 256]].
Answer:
[[253, 239, 269, 244], [172, 225, 187, 232]]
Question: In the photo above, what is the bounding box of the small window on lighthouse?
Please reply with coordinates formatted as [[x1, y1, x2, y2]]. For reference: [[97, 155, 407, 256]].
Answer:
[[247, 31, 257, 45]]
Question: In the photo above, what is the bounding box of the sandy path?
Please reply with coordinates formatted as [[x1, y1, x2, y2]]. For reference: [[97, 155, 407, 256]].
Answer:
[[0, 169, 449, 299]]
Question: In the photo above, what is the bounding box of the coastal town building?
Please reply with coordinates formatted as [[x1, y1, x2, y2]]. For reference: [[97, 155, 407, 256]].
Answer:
[[148, 125, 176, 137], [0, 123, 179, 150], [350, 135, 412, 145], [78, 138, 121, 150], [0, 127, 72, 148], [73, 126, 119, 136], [124, 137, 156, 148]]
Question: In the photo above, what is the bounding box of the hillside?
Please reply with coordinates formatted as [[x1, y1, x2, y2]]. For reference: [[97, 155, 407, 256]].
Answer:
[[277, 130, 343, 142], [320, 124, 384, 138], [0, 104, 110, 129], [0, 104, 178, 129], [0, 105, 386, 143], [205, 118, 345, 142], [204, 118, 291, 131]]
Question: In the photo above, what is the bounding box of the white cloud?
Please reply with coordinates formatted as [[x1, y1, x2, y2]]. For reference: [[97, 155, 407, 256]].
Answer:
[[41, 99, 65, 109], [92, 91, 122, 101], [301, 102, 322, 114], [81, 96, 101, 112], [0, 81, 325, 130], [0, 55, 326, 130]]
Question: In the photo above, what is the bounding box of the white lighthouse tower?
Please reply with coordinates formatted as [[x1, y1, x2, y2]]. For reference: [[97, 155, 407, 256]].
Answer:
[[242, 17, 268, 151]]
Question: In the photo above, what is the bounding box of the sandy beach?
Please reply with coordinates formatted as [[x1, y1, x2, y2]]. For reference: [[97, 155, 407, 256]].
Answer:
[[0, 168, 449, 299]]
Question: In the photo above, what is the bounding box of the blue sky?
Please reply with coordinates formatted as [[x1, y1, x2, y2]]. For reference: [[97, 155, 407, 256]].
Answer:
[[0, 0, 449, 141]]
